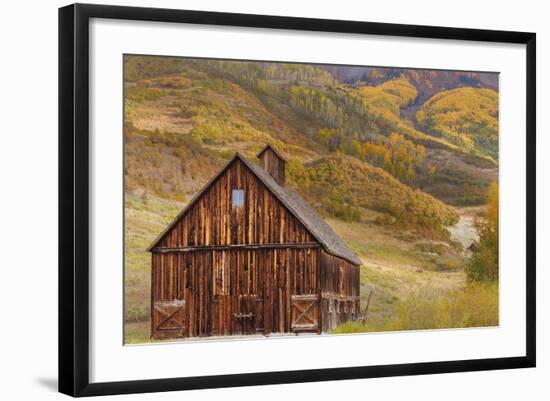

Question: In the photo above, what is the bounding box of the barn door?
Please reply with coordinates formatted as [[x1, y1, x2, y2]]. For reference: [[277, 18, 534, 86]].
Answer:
[[152, 300, 186, 338], [234, 294, 257, 335], [291, 294, 320, 333]]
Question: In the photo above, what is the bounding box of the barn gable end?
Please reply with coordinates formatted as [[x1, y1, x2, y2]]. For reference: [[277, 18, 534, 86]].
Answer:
[[149, 156, 315, 249], [148, 153, 361, 266]]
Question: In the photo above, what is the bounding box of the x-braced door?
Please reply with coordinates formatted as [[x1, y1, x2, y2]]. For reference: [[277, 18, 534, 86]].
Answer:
[[152, 300, 185, 338], [291, 294, 320, 333]]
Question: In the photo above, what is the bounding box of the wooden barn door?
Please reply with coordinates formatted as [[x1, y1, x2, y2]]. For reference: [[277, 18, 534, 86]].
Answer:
[[209, 250, 260, 337], [291, 294, 320, 333], [152, 300, 186, 338], [234, 294, 257, 335]]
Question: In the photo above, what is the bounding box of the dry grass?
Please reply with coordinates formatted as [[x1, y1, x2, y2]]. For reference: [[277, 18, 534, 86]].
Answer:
[[124, 192, 184, 324], [326, 218, 466, 324], [335, 282, 498, 334]]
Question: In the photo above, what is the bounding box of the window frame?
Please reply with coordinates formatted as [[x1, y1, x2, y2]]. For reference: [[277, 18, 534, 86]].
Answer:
[[231, 189, 245, 208]]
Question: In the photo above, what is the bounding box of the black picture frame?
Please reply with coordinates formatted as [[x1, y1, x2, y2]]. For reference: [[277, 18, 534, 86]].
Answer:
[[58, 3, 536, 397]]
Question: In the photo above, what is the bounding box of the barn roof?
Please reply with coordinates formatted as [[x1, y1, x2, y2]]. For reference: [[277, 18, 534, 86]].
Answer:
[[241, 156, 361, 265], [147, 153, 362, 266]]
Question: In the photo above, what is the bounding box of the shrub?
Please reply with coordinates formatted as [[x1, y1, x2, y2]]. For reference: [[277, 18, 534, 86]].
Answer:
[[156, 76, 191, 89], [466, 182, 499, 282], [288, 155, 458, 239], [374, 213, 394, 226], [384, 282, 498, 330], [126, 87, 165, 103], [333, 282, 499, 334]]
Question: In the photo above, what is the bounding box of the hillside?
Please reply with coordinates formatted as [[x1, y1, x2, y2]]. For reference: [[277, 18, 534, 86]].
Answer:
[[416, 87, 499, 161], [124, 56, 498, 205], [287, 155, 458, 239], [322, 65, 498, 101], [208, 60, 496, 162], [124, 59, 459, 233]]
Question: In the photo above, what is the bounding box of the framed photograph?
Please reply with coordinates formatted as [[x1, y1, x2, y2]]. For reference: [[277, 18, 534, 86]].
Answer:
[[58, 3, 536, 397]]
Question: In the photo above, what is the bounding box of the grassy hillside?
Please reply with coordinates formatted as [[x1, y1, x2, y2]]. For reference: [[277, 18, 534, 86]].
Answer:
[[416, 87, 499, 161], [124, 192, 183, 326]]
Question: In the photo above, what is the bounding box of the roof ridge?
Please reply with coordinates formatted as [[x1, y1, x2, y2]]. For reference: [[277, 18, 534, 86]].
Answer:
[[256, 144, 286, 161]]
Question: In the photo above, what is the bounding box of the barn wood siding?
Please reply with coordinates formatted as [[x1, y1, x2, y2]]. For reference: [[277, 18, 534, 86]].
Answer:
[[258, 148, 285, 186], [157, 159, 311, 249], [319, 251, 361, 333], [151, 247, 321, 338]]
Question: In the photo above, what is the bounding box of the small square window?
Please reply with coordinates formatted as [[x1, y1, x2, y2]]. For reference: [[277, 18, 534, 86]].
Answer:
[[232, 189, 245, 208]]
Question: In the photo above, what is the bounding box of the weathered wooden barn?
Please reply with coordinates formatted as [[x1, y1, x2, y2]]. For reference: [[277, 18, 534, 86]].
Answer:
[[147, 145, 362, 339]]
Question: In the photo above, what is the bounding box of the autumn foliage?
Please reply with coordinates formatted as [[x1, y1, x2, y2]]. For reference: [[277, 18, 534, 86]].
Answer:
[[416, 87, 499, 160], [466, 182, 499, 282]]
